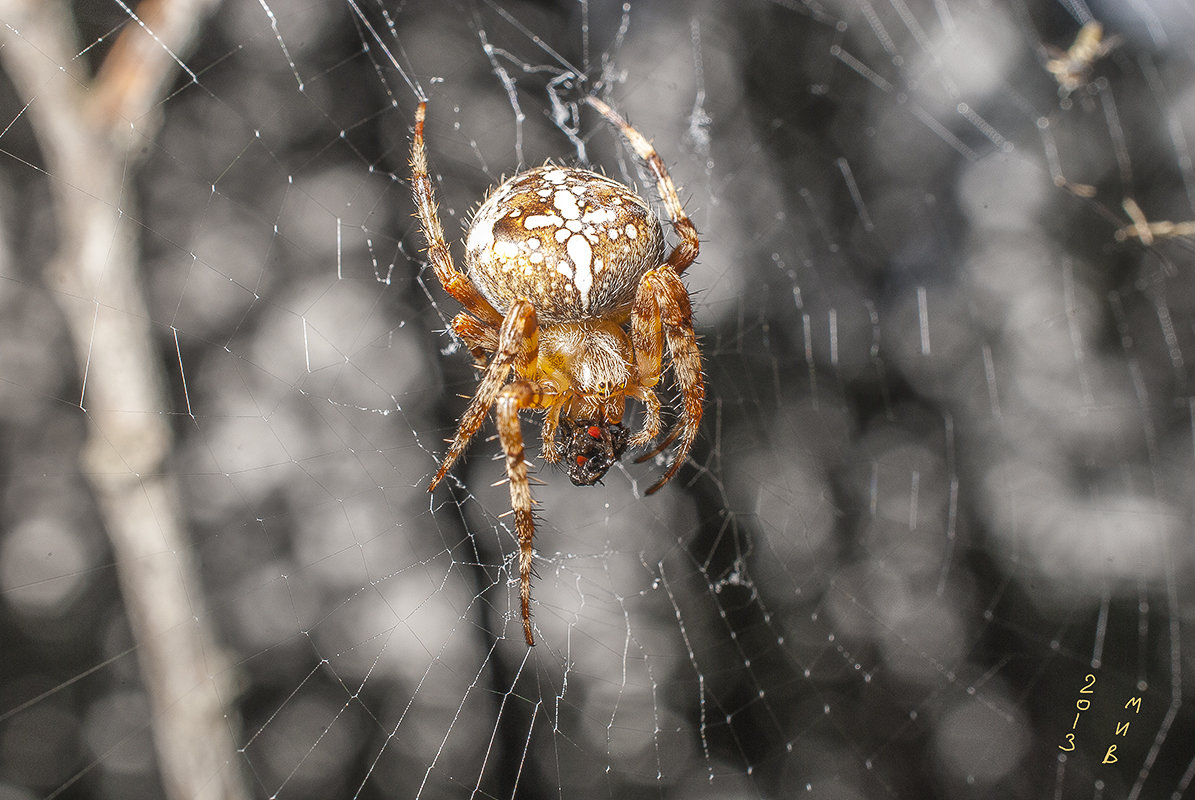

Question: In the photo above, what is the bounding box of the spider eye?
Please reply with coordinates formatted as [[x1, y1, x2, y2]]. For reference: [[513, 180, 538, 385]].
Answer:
[[587, 425, 602, 439]]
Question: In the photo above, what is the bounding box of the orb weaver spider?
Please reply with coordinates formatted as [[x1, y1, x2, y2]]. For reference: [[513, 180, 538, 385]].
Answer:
[[410, 96, 703, 645]]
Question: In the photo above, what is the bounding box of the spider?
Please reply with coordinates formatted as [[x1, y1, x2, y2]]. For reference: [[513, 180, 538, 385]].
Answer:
[[410, 96, 703, 646]]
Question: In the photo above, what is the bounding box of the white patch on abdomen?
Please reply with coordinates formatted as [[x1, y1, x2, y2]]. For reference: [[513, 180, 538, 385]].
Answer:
[[553, 189, 581, 220], [523, 214, 564, 229], [567, 234, 593, 310]]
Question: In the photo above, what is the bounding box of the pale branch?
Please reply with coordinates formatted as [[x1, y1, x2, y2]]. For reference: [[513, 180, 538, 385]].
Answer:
[[0, 2, 249, 800]]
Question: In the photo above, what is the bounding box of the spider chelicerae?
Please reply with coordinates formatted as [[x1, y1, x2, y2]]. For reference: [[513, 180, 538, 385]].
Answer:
[[410, 96, 703, 645]]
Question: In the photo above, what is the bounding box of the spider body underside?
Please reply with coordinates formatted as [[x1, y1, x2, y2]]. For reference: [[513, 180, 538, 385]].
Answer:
[[410, 97, 703, 646]]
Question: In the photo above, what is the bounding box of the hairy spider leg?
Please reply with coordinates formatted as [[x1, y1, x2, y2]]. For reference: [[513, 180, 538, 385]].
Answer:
[[631, 268, 704, 495], [627, 383, 663, 449], [539, 404, 566, 464], [587, 95, 704, 491], [585, 96, 700, 276], [635, 421, 684, 465], [628, 286, 665, 450], [428, 300, 540, 492], [410, 102, 504, 327], [451, 311, 499, 364], [495, 379, 556, 646]]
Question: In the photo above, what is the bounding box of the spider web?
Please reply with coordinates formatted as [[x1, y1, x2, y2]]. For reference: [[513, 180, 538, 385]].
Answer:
[[1, 0, 1194, 798]]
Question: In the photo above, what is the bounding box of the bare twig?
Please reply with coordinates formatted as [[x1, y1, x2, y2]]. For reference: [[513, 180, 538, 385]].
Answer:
[[0, 2, 249, 800], [1044, 20, 1120, 99], [1116, 197, 1195, 245]]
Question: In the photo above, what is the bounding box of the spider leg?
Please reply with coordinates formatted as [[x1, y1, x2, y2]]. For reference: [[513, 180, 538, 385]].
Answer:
[[585, 96, 699, 276], [451, 311, 499, 364], [632, 267, 704, 495], [495, 380, 554, 646], [540, 404, 565, 464], [628, 276, 665, 449], [627, 386, 662, 449], [634, 417, 682, 464], [428, 299, 538, 492], [411, 102, 503, 326]]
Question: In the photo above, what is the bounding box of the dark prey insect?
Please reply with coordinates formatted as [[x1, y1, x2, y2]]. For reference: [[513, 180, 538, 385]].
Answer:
[[410, 96, 703, 645]]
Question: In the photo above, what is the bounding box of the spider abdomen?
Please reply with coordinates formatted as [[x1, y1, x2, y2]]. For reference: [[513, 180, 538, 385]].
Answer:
[[465, 166, 665, 322]]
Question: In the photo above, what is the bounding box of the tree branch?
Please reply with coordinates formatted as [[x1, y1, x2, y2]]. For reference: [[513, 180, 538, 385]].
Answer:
[[0, 2, 250, 799]]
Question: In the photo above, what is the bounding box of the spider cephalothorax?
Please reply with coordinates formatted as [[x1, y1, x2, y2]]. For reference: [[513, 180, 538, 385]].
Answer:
[[411, 96, 703, 645]]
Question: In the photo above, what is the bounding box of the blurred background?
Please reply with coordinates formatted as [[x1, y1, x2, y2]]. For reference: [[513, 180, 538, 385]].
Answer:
[[1, 0, 1194, 798]]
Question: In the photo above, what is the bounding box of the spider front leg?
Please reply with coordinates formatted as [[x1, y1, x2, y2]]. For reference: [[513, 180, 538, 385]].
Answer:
[[495, 380, 555, 646], [631, 267, 704, 495], [586, 96, 699, 276], [627, 386, 662, 449], [451, 311, 498, 364], [428, 299, 538, 492], [410, 102, 503, 327], [540, 405, 565, 464]]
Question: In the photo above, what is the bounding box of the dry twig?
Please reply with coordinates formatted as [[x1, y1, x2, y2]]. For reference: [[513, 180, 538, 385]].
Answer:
[[1116, 197, 1195, 245], [0, 2, 248, 799]]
